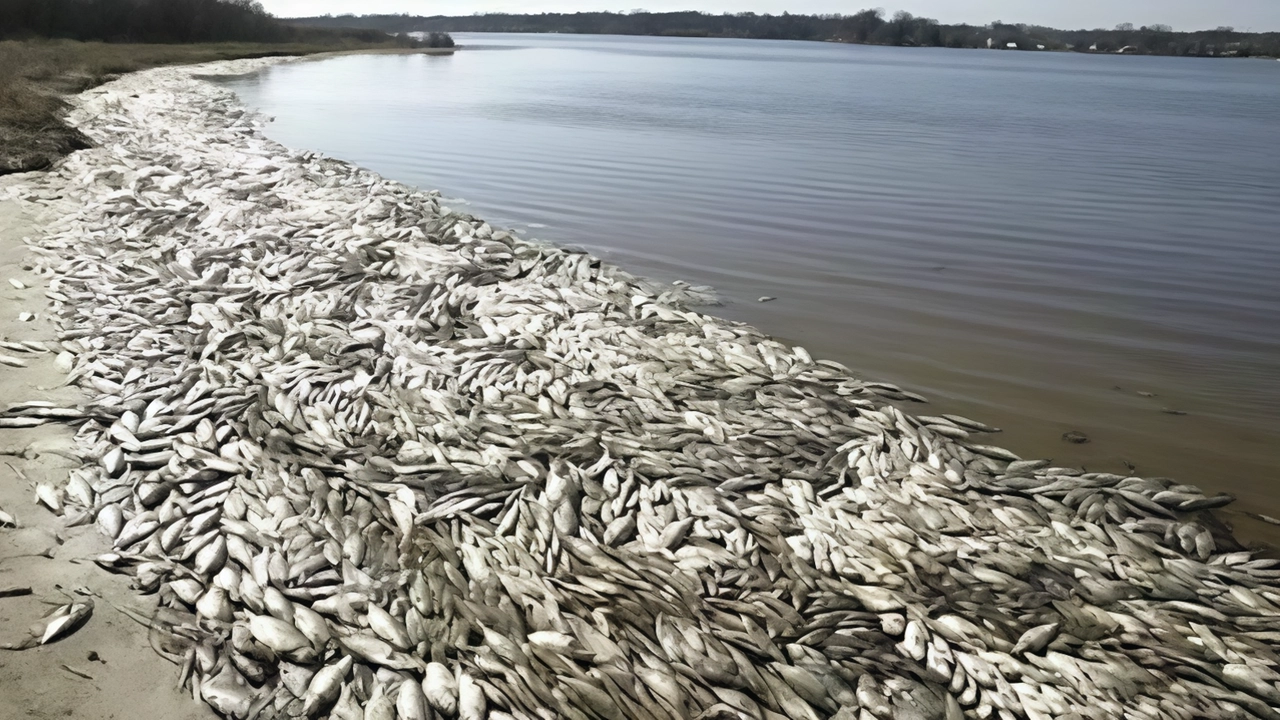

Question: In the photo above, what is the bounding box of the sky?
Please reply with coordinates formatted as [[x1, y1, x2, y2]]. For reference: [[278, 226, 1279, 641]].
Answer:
[[259, 0, 1280, 32]]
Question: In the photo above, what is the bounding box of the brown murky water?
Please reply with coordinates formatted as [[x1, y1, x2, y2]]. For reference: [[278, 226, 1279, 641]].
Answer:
[[224, 34, 1280, 543]]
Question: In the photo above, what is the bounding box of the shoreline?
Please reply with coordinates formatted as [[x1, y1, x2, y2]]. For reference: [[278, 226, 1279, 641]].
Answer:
[[0, 185, 215, 718], [222, 44, 1280, 552], [5, 56, 1280, 720], [0, 41, 457, 177]]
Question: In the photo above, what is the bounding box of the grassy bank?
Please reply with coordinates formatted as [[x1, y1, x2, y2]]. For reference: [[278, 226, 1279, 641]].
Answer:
[[0, 39, 446, 174]]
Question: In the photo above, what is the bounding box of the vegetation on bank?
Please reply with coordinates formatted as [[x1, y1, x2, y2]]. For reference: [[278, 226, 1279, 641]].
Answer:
[[0, 0, 455, 175], [1, 0, 386, 44], [422, 32, 456, 49], [291, 10, 1280, 58], [0, 41, 307, 173]]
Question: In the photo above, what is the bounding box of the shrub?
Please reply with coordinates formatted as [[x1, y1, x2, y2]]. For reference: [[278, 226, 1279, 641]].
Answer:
[[424, 32, 455, 48]]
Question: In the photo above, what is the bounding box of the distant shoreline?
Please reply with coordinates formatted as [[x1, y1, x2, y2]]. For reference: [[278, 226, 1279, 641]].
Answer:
[[433, 31, 1280, 60], [289, 11, 1280, 59]]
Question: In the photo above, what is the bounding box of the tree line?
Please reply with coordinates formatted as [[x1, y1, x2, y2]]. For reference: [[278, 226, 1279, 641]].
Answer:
[[289, 10, 1280, 58], [0, 0, 412, 45], [0, 0, 286, 42]]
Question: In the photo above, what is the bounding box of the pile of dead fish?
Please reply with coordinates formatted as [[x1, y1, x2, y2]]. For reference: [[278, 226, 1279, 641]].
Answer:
[[5, 58, 1280, 720]]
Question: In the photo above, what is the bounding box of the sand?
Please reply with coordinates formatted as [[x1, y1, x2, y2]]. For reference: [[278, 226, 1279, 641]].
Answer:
[[0, 181, 214, 720]]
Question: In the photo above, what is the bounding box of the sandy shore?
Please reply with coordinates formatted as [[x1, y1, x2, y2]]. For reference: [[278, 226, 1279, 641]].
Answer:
[[0, 186, 214, 719]]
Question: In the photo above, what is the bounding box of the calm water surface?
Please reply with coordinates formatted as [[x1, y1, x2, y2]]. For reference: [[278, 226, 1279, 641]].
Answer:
[[223, 35, 1280, 538]]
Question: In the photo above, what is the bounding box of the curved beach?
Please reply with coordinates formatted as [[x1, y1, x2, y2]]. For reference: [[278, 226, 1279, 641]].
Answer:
[[3, 57, 1280, 720]]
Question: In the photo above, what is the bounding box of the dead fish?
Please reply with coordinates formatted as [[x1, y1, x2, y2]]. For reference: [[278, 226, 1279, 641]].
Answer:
[[1012, 623, 1059, 655], [280, 662, 317, 700], [397, 677, 430, 720], [338, 633, 423, 672], [170, 577, 205, 605], [34, 483, 62, 514], [367, 603, 411, 650], [196, 588, 234, 623], [28, 60, 1280, 720], [364, 683, 397, 720], [193, 536, 227, 576], [262, 586, 296, 625], [101, 447, 125, 477], [199, 664, 254, 720], [422, 661, 458, 715], [457, 672, 487, 720], [2, 599, 94, 649], [302, 655, 353, 717], [292, 604, 331, 649], [246, 615, 313, 661], [97, 503, 124, 539]]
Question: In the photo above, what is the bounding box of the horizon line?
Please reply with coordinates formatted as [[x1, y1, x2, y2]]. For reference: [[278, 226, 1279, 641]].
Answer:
[[278, 9, 1277, 35]]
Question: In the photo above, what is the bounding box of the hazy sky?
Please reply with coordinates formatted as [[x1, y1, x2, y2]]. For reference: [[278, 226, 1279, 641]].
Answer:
[[260, 1, 1280, 32]]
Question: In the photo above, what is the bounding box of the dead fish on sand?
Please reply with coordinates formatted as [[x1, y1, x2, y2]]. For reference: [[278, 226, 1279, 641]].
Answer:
[[1, 599, 94, 650], [9, 55, 1280, 720]]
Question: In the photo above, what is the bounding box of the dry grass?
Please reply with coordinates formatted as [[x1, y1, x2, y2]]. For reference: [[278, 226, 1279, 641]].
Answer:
[[0, 39, 415, 174]]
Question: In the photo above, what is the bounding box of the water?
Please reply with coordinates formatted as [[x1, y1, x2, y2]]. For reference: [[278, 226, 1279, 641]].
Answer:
[[222, 35, 1280, 539]]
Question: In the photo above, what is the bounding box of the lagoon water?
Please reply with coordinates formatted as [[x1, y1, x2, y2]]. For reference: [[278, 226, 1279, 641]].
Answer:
[[223, 34, 1280, 534]]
